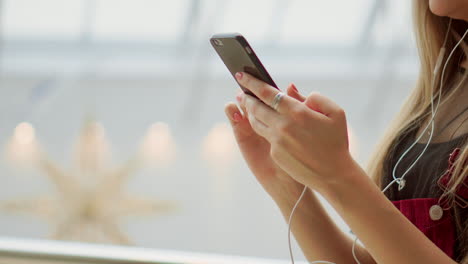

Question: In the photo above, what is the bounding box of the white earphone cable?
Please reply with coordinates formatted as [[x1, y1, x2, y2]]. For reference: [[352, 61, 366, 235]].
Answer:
[[390, 18, 454, 189], [391, 27, 468, 191], [287, 22, 468, 264], [288, 185, 308, 264], [352, 25, 468, 264], [288, 185, 337, 264]]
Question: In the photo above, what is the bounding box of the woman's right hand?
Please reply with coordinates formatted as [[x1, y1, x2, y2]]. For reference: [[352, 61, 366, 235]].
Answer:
[[227, 84, 377, 264], [224, 83, 306, 197]]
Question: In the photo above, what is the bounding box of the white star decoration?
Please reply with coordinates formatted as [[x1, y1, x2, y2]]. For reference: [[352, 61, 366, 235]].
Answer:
[[2, 119, 176, 244]]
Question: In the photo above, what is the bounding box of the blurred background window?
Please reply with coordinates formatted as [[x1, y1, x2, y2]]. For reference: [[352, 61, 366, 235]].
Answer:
[[0, 0, 418, 262]]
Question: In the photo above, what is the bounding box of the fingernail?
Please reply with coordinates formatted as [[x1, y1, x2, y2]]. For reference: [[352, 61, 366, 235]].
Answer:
[[235, 72, 243, 80], [292, 84, 298, 93], [236, 93, 243, 102], [233, 112, 242, 122]]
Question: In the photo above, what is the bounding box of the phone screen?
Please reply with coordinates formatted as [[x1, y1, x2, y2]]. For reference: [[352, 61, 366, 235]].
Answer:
[[210, 33, 278, 97]]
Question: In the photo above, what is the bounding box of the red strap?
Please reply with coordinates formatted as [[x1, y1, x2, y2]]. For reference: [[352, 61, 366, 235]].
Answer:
[[437, 148, 468, 208]]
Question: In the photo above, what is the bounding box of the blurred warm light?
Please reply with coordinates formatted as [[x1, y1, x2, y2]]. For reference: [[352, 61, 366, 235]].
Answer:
[[14, 122, 35, 144], [347, 124, 359, 159], [202, 123, 238, 200], [202, 122, 237, 166], [74, 120, 111, 171], [5, 122, 40, 166], [140, 122, 176, 167]]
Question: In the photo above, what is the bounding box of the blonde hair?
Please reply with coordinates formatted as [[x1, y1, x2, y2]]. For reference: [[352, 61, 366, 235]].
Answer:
[[366, 1, 468, 262]]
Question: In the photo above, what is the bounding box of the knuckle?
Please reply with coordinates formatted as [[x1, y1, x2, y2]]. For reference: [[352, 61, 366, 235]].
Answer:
[[249, 102, 259, 115], [290, 105, 306, 116], [290, 106, 308, 124], [259, 85, 271, 99], [308, 91, 321, 100], [269, 132, 282, 146], [245, 77, 252, 87], [335, 107, 346, 117], [247, 113, 257, 125], [276, 120, 291, 135], [269, 146, 281, 161]]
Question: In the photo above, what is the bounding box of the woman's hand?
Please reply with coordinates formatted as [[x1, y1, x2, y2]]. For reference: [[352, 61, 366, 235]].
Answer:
[[229, 73, 456, 264], [224, 83, 307, 197], [235, 72, 356, 193]]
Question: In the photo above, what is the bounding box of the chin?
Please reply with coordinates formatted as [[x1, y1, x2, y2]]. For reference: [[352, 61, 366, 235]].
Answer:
[[429, 0, 468, 20], [429, 0, 455, 16]]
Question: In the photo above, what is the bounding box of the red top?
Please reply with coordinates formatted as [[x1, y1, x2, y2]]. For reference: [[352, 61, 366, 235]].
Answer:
[[383, 132, 467, 261], [391, 198, 456, 258]]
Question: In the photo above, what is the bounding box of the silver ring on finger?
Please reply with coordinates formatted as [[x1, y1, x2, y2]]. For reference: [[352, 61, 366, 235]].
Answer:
[[271, 92, 285, 112]]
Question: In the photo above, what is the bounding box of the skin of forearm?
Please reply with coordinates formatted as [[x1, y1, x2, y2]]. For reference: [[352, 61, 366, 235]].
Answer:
[[319, 161, 457, 264], [268, 181, 376, 264]]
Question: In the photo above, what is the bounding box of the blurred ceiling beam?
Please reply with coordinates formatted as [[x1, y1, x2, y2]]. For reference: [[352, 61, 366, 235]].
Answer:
[[362, 8, 410, 126], [81, 0, 97, 45], [178, 0, 228, 127], [0, 0, 4, 71], [265, 0, 290, 46], [181, 0, 201, 45], [356, 0, 385, 53], [0, 42, 417, 77]]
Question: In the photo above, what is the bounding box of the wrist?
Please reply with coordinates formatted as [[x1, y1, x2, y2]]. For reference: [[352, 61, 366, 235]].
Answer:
[[267, 176, 334, 222], [264, 176, 306, 204], [318, 158, 372, 210]]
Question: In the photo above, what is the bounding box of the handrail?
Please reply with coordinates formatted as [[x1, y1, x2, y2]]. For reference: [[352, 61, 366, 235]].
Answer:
[[0, 236, 297, 264]]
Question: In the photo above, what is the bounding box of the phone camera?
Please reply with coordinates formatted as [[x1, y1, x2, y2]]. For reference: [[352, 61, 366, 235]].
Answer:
[[212, 39, 224, 46]]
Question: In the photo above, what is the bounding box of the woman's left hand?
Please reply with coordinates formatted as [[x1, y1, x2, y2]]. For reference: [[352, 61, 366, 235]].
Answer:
[[235, 72, 357, 193]]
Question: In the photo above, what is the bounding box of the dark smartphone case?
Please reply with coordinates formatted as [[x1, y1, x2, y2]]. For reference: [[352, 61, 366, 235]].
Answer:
[[210, 33, 278, 97]]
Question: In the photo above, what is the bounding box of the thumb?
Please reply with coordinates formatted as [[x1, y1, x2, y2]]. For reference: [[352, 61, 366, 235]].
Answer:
[[304, 92, 343, 119]]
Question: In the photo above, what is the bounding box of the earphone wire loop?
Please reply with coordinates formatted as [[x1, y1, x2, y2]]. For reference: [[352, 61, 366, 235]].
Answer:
[[286, 18, 468, 264], [357, 22, 468, 264], [390, 23, 468, 193]]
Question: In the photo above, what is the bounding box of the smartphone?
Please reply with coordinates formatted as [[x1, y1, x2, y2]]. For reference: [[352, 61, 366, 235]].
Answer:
[[210, 33, 278, 97]]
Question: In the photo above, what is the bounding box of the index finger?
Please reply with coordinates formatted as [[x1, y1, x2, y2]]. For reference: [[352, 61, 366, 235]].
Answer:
[[235, 72, 296, 113]]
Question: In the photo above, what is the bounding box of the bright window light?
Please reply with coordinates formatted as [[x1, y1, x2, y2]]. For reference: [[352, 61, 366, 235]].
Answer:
[[213, 0, 275, 43], [3, 0, 84, 40], [372, 0, 412, 47], [279, 0, 372, 45], [92, 0, 189, 42]]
